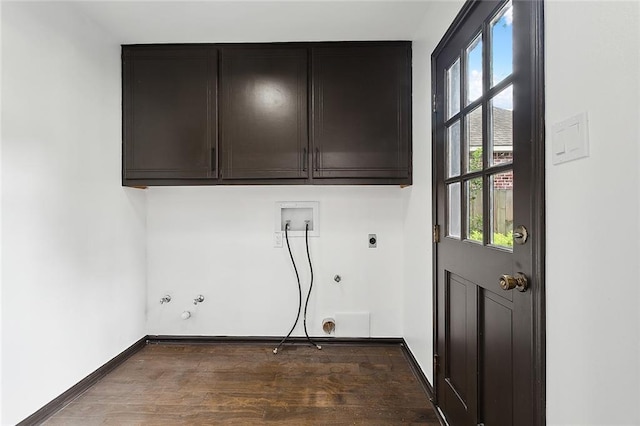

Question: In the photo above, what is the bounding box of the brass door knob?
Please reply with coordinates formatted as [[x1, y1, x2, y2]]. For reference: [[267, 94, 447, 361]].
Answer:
[[499, 273, 528, 292]]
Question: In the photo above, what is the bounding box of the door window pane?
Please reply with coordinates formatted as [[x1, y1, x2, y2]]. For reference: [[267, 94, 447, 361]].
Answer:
[[466, 177, 483, 243], [490, 85, 513, 166], [447, 121, 461, 177], [465, 106, 483, 172], [490, 171, 513, 248], [448, 182, 461, 239], [466, 35, 483, 105], [491, 1, 514, 87], [447, 58, 461, 119]]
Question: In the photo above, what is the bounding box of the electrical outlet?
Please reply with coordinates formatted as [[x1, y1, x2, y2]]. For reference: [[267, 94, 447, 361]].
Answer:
[[274, 232, 283, 248]]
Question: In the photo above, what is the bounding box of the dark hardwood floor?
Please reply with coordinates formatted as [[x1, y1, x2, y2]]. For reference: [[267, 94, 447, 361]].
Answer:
[[44, 343, 440, 425]]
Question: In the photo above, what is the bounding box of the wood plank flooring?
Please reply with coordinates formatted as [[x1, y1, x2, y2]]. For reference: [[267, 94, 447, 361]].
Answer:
[[44, 343, 440, 425]]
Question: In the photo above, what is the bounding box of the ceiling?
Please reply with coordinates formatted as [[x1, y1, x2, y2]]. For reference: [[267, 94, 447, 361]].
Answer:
[[72, 1, 441, 44]]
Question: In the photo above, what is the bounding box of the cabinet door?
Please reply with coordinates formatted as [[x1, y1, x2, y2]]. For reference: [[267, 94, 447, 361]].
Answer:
[[220, 48, 308, 180], [311, 43, 411, 180], [123, 47, 217, 182]]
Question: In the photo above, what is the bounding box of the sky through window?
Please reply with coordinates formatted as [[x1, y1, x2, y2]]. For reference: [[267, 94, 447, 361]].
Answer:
[[466, 2, 513, 111]]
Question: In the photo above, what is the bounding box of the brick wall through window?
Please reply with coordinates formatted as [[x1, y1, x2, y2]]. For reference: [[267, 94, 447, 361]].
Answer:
[[492, 152, 513, 189]]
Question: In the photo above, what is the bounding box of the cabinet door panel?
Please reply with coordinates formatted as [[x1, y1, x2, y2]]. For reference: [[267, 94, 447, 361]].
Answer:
[[123, 47, 216, 180], [312, 44, 411, 179], [220, 48, 308, 179]]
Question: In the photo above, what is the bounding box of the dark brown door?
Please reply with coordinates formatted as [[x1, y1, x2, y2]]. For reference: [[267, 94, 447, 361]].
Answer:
[[433, 1, 544, 425], [311, 43, 411, 180], [220, 47, 308, 180], [123, 46, 217, 181]]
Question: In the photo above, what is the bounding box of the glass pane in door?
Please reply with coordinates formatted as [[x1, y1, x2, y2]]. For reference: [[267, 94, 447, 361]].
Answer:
[[466, 34, 483, 105], [491, 1, 514, 87], [490, 171, 513, 248], [447, 120, 461, 177], [465, 106, 483, 172], [489, 85, 513, 166], [447, 182, 461, 239], [447, 58, 461, 119], [466, 177, 483, 243]]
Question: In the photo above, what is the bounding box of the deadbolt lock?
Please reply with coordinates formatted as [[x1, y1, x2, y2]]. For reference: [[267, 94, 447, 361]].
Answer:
[[513, 225, 528, 245], [499, 272, 529, 292]]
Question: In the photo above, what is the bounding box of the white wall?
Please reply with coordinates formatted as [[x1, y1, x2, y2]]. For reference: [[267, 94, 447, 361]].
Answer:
[[1, 3, 147, 424], [0, 2, 4, 421], [403, 0, 464, 385], [545, 1, 640, 425], [146, 186, 404, 337]]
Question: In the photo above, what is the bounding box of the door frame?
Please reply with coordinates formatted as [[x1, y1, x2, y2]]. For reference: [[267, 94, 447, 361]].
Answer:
[[430, 0, 546, 424]]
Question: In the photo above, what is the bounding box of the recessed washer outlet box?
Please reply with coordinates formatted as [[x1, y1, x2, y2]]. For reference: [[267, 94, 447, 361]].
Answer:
[[275, 201, 319, 237]]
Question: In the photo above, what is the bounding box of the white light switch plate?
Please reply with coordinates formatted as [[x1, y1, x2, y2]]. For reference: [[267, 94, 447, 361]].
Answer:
[[552, 112, 589, 165]]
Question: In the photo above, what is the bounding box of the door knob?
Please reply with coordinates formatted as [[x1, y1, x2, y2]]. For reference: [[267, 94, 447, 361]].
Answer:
[[499, 272, 528, 292]]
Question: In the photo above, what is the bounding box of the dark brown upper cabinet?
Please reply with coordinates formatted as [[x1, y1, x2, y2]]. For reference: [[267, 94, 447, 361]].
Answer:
[[122, 42, 411, 187], [220, 47, 308, 180], [311, 43, 412, 182], [122, 46, 217, 183]]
